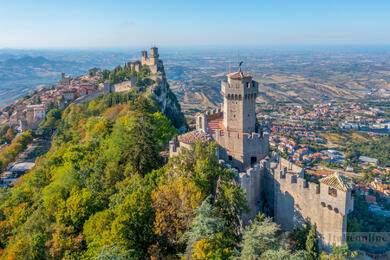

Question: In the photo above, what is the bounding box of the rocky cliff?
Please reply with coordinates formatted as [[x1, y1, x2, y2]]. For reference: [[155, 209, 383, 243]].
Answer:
[[151, 74, 187, 133]]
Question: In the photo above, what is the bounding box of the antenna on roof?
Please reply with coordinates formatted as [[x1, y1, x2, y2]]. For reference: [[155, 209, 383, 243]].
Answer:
[[238, 61, 243, 72]]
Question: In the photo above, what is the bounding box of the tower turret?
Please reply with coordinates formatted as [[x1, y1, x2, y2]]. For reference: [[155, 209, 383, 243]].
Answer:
[[149, 46, 159, 65], [221, 63, 258, 133]]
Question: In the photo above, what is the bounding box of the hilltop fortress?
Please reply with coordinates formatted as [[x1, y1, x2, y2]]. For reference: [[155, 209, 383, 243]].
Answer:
[[170, 65, 353, 250]]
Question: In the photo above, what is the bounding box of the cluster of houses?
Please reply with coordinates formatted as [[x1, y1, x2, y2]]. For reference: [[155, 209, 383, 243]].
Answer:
[[259, 102, 389, 134], [355, 179, 390, 217], [269, 134, 344, 166], [266, 121, 324, 143], [0, 68, 102, 133]]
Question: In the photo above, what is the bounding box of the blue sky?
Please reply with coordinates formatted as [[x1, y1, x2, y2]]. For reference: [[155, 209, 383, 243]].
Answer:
[[0, 0, 389, 48]]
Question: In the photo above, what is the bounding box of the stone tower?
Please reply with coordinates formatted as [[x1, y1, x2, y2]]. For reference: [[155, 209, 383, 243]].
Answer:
[[215, 64, 268, 170], [149, 46, 159, 65], [222, 65, 258, 133], [141, 51, 148, 65]]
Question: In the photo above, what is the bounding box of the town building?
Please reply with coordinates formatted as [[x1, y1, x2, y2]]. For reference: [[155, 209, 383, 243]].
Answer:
[[58, 72, 71, 85]]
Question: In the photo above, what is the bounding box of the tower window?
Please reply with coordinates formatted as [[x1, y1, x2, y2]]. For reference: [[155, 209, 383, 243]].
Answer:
[[328, 187, 337, 197], [228, 155, 233, 161]]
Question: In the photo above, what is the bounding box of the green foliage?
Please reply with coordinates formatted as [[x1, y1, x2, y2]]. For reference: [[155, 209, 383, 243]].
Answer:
[[185, 196, 225, 252], [135, 65, 152, 87], [240, 217, 284, 258], [95, 244, 134, 260], [305, 224, 319, 260], [110, 186, 155, 259], [345, 135, 390, 167], [325, 244, 358, 260], [0, 93, 176, 259], [0, 125, 16, 144], [39, 107, 62, 132], [293, 220, 311, 250], [108, 65, 135, 84], [0, 130, 33, 172], [348, 193, 390, 233]]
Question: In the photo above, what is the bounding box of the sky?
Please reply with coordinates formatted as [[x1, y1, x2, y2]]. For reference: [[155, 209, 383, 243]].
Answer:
[[0, 0, 389, 48]]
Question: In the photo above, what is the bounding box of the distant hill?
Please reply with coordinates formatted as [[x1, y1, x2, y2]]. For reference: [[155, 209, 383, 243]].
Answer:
[[3, 56, 52, 67]]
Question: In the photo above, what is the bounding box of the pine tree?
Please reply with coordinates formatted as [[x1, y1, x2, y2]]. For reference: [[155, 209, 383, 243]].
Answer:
[[305, 224, 319, 260], [185, 196, 224, 246]]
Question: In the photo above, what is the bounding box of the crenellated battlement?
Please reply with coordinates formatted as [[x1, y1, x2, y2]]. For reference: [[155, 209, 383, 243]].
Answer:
[[205, 108, 223, 120]]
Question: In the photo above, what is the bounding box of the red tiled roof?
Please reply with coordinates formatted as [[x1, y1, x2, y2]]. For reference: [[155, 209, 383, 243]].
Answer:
[[207, 115, 224, 134]]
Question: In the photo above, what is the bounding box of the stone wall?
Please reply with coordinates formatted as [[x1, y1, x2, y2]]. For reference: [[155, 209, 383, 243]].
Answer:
[[214, 129, 269, 170], [112, 77, 136, 93], [264, 156, 350, 250], [235, 153, 351, 251]]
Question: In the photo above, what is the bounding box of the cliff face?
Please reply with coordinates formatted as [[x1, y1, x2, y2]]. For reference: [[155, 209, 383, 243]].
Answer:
[[151, 75, 187, 133]]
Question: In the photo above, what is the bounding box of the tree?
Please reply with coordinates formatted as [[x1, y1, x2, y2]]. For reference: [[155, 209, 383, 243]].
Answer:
[[46, 224, 84, 259], [31, 233, 47, 260], [55, 187, 98, 231], [191, 233, 233, 260], [110, 187, 155, 259], [305, 224, 319, 260], [110, 112, 162, 176], [152, 177, 203, 254], [326, 244, 358, 260], [95, 244, 134, 260], [185, 196, 225, 246], [240, 217, 284, 259], [5, 127, 16, 142], [293, 221, 311, 250], [184, 196, 226, 258], [151, 111, 177, 149], [83, 210, 115, 258]]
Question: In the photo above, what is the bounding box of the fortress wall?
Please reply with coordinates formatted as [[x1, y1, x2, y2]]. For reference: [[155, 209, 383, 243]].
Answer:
[[215, 130, 270, 170], [238, 163, 265, 224], [267, 165, 347, 249], [242, 133, 269, 159], [215, 130, 244, 169], [113, 77, 136, 93]]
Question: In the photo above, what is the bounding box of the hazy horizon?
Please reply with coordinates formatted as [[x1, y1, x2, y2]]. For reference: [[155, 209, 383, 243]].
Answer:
[[1, 0, 390, 48]]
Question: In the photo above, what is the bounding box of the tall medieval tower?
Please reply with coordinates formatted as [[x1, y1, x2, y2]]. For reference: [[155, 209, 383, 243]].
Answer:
[[222, 66, 258, 133], [149, 46, 159, 65], [215, 64, 268, 171]]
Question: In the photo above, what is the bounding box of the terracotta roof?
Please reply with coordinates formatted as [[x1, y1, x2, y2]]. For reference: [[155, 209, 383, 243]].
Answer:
[[178, 130, 212, 145], [207, 115, 224, 134], [319, 172, 353, 192], [227, 71, 251, 80]]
